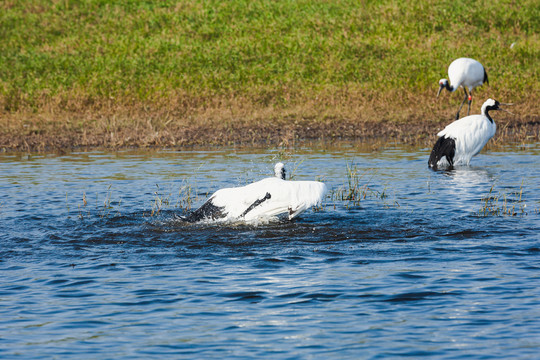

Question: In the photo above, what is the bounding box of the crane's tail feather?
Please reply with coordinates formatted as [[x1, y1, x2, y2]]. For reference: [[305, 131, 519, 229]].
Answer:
[[178, 199, 226, 223], [428, 136, 455, 170]]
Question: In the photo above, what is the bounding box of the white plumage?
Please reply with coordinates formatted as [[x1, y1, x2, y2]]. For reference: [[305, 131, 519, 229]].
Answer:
[[437, 57, 489, 119], [428, 98, 509, 170], [181, 162, 327, 223]]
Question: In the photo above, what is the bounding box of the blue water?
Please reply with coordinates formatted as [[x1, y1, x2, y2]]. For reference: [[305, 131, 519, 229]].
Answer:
[[1, 143, 539, 359]]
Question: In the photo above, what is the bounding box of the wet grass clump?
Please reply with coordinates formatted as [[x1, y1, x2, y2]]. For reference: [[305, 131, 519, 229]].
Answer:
[[477, 182, 529, 217], [70, 181, 202, 220], [327, 162, 400, 209], [151, 181, 201, 216], [65, 165, 536, 222], [75, 186, 124, 219]]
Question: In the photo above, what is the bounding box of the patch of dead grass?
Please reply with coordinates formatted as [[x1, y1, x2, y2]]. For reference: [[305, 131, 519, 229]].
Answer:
[[1, 90, 538, 152]]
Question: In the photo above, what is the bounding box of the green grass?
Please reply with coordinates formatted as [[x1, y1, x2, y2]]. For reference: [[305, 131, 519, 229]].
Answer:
[[1, 0, 538, 112]]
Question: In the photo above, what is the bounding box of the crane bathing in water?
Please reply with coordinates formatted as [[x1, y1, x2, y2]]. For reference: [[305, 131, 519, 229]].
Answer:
[[428, 98, 512, 170], [180, 162, 327, 223], [437, 57, 489, 120]]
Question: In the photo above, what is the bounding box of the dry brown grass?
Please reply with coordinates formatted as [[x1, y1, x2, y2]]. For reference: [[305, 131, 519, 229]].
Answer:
[[1, 89, 538, 152]]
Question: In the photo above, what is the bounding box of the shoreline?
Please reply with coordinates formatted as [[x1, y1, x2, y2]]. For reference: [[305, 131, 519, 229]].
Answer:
[[1, 114, 538, 153]]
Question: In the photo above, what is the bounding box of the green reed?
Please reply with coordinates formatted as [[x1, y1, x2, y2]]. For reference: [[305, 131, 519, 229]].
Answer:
[[477, 182, 527, 217], [327, 162, 399, 209]]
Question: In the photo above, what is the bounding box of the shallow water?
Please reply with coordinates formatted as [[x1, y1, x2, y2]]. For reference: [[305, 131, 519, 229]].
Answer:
[[1, 143, 539, 359]]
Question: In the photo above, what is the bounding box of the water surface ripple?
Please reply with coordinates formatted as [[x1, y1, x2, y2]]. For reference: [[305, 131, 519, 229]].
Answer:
[[1, 144, 539, 359]]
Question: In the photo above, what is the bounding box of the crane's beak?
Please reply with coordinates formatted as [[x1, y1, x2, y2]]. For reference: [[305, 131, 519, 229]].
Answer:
[[498, 103, 514, 115], [437, 84, 444, 98]]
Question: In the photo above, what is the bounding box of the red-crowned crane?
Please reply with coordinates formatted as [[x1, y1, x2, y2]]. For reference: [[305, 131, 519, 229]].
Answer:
[[437, 57, 489, 120], [429, 99, 512, 170], [180, 163, 327, 223]]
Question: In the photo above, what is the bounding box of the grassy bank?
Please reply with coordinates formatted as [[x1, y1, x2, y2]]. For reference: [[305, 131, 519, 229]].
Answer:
[[1, 0, 539, 150]]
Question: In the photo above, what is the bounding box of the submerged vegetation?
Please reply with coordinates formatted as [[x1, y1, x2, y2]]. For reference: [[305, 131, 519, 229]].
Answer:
[[1, 151, 534, 226], [67, 162, 409, 221], [65, 167, 537, 221], [150, 181, 201, 216], [329, 163, 393, 207], [477, 182, 529, 217], [327, 162, 402, 210], [1, 0, 539, 150]]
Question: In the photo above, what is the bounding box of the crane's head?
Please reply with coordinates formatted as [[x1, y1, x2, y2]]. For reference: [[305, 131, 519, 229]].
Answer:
[[482, 99, 514, 116], [484, 98, 499, 110], [437, 79, 449, 97], [274, 162, 286, 180]]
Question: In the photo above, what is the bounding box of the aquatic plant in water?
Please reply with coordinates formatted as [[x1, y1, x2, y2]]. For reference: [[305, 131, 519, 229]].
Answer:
[[328, 163, 399, 209], [477, 182, 527, 217]]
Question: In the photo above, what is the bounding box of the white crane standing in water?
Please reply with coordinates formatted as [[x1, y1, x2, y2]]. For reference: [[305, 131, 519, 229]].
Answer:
[[428, 98, 512, 170], [437, 57, 489, 120], [180, 162, 327, 223]]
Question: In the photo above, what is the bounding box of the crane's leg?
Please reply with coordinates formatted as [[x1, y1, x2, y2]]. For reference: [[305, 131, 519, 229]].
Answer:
[[456, 88, 468, 119], [467, 89, 473, 116]]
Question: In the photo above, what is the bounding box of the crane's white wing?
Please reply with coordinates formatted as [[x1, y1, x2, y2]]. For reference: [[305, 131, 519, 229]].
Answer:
[[437, 115, 496, 164], [205, 177, 327, 222], [241, 179, 327, 221]]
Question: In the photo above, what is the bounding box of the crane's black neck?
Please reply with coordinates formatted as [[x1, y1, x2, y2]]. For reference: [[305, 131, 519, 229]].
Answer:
[[483, 103, 499, 123], [442, 82, 454, 92]]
